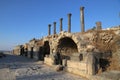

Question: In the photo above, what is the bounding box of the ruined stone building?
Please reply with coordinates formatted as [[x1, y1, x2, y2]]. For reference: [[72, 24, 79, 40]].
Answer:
[[13, 6, 120, 78]]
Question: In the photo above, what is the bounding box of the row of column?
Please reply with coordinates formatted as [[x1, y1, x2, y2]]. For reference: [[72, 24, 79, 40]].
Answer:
[[48, 6, 102, 35], [48, 13, 72, 36]]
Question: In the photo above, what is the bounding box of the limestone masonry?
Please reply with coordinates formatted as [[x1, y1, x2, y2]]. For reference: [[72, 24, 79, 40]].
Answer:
[[13, 6, 120, 78]]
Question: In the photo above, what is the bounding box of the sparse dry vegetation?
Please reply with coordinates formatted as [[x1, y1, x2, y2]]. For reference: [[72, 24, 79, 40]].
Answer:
[[91, 30, 120, 71], [92, 30, 116, 53], [107, 35, 120, 70]]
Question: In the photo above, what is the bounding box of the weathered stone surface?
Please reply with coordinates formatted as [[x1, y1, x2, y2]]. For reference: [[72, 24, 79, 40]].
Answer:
[[0, 68, 16, 80], [62, 59, 67, 66], [13, 45, 22, 55], [67, 60, 88, 77], [55, 65, 63, 71], [13, 26, 120, 78], [44, 57, 54, 66]]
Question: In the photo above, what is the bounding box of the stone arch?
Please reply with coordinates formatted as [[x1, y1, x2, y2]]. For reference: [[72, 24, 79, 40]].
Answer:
[[56, 32, 82, 53], [57, 37, 78, 56]]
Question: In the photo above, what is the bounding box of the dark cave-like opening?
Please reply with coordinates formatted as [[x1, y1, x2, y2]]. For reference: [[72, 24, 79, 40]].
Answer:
[[57, 37, 78, 56], [44, 41, 50, 56], [38, 41, 50, 61]]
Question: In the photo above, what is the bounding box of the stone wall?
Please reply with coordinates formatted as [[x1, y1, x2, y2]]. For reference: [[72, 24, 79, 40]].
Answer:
[[66, 60, 88, 77], [13, 45, 22, 55], [44, 56, 54, 66], [13, 27, 120, 78], [44, 55, 89, 77]]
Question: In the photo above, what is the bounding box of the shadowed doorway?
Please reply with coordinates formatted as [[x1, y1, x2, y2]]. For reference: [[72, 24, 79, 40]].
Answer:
[[57, 37, 78, 57], [38, 41, 50, 60]]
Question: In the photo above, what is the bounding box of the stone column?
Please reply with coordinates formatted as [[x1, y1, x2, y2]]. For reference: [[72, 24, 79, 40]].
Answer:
[[48, 24, 51, 35], [96, 22, 102, 30], [53, 22, 56, 34], [80, 6, 85, 32], [68, 13, 72, 33], [60, 18, 63, 32]]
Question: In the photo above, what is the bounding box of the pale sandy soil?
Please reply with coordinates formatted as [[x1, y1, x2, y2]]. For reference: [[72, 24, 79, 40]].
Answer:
[[0, 52, 87, 80]]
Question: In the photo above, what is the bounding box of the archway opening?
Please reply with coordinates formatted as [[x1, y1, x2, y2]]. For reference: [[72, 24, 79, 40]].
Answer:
[[57, 37, 78, 56], [44, 41, 50, 56], [38, 41, 50, 61]]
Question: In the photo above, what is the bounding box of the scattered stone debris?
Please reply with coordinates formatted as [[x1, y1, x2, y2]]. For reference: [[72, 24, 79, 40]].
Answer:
[[55, 65, 63, 71]]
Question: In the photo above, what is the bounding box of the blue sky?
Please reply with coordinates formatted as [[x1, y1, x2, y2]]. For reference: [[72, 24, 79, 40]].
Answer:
[[0, 0, 120, 50]]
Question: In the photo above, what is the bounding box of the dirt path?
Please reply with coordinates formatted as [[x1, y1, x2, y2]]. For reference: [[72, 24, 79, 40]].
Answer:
[[0, 53, 87, 80]]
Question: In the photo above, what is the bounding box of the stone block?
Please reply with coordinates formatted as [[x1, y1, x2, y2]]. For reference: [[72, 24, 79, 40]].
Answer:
[[66, 60, 88, 77], [67, 60, 87, 70], [44, 57, 54, 66], [62, 59, 67, 66]]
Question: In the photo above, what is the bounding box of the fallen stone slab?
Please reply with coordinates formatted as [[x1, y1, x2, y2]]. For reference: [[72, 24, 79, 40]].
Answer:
[[0, 68, 16, 80]]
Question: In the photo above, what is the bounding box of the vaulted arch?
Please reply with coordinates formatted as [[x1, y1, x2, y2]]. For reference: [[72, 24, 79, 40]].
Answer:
[[57, 37, 78, 56]]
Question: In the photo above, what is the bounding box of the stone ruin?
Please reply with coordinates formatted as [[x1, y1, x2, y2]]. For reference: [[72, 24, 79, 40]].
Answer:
[[13, 6, 120, 78]]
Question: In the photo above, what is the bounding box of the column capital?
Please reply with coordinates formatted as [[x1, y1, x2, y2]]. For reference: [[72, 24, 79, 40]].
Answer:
[[80, 6, 84, 10], [67, 13, 72, 16], [48, 24, 51, 27], [96, 21, 101, 26], [60, 18, 63, 21], [53, 22, 56, 24]]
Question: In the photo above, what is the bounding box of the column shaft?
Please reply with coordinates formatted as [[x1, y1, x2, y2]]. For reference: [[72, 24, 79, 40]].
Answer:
[[80, 7, 85, 32], [60, 18, 63, 32], [48, 24, 51, 35], [68, 13, 72, 33], [53, 22, 56, 34], [96, 22, 102, 30]]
